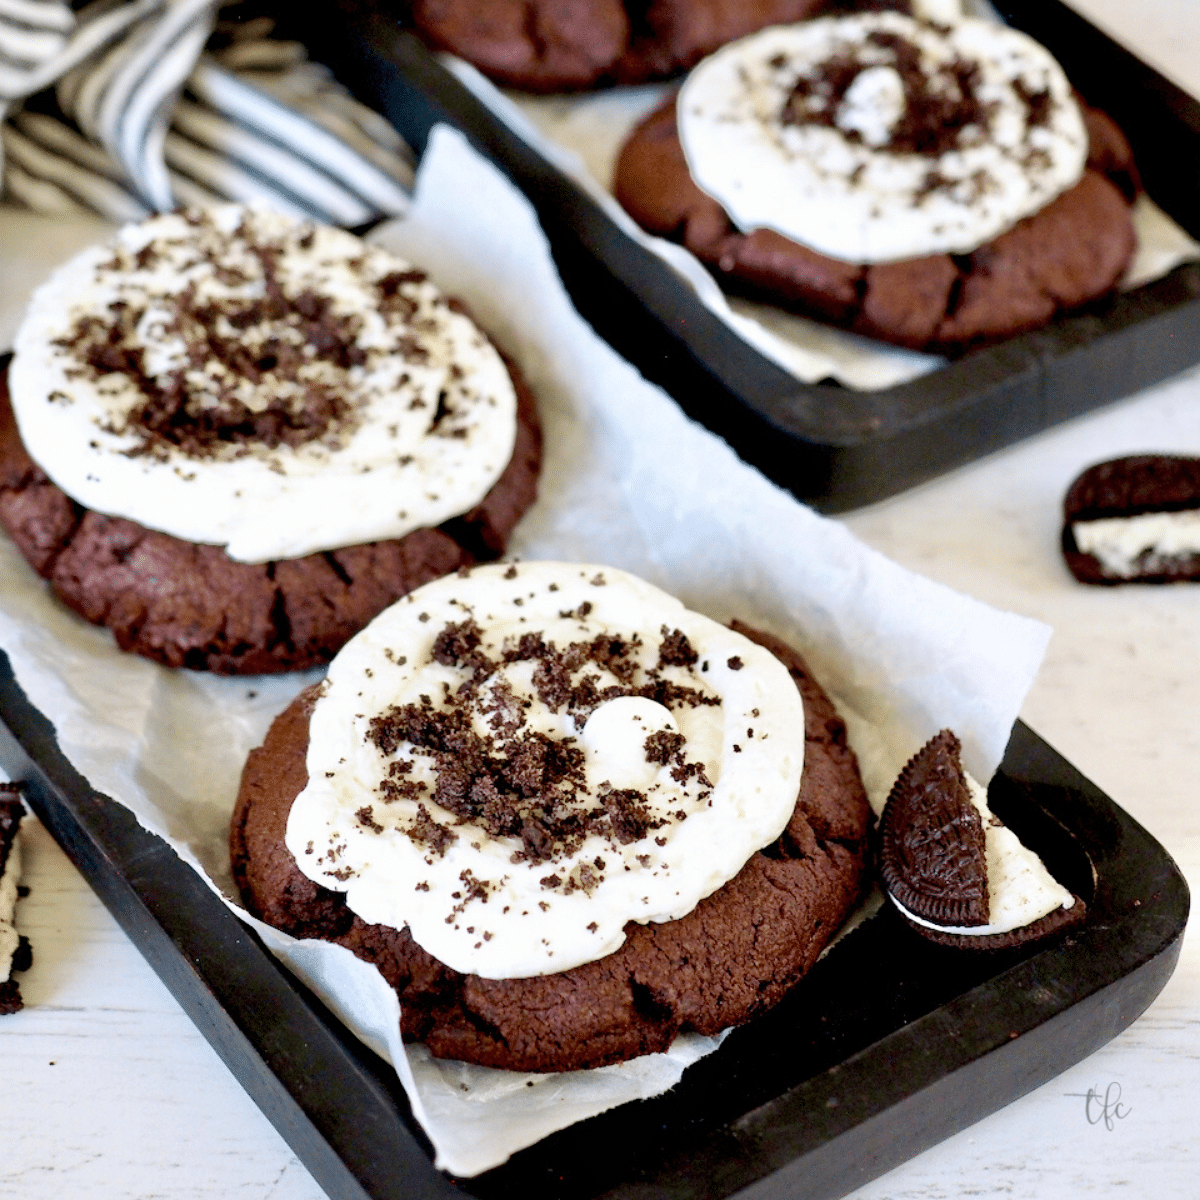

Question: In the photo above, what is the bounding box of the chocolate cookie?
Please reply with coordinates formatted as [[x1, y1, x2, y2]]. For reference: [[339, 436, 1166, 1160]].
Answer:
[[231, 620, 871, 1072], [0, 364, 541, 674], [1063, 455, 1200, 584], [614, 96, 1137, 352], [409, 0, 833, 91], [1, 785, 31, 1016], [879, 731, 1085, 950], [879, 729, 989, 927]]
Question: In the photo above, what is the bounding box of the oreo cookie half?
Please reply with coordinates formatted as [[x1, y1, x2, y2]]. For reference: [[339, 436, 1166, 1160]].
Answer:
[[0, 783, 31, 1015], [879, 731, 1085, 950], [1063, 455, 1200, 584]]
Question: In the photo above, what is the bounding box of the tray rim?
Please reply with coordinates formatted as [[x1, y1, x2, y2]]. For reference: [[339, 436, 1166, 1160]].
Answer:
[[0, 646, 1187, 1200], [309, 0, 1200, 511]]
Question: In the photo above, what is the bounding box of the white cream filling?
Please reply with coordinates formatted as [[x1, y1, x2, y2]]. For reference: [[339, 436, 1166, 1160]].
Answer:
[[890, 773, 1073, 936], [10, 205, 517, 563], [1073, 509, 1200, 577], [0, 824, 23, 985], [286, 563, 805, 979], [677, 13, 1087, 263]]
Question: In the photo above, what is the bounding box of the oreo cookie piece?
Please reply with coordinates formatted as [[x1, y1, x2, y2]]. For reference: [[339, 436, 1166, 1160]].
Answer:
[[614, 94, 1137, 352], [231, 619, 871, 1073], [1, 784, 32, 1016], [1063, 455, 1200, 584], [879, 731, 1085, 950], [879, 729, 989, 927]]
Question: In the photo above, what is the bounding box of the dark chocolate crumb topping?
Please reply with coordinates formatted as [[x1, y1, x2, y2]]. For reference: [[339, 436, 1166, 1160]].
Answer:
[[780, 30, 994, 161], [52, 209, 467, 463], [1012, 77, 1052, 128], [355, 805, 384, 833], [644, 729, 685, 765], [406, 803, 458, 858], [657, 626, 699, 668], [363, 618, 721, 875]]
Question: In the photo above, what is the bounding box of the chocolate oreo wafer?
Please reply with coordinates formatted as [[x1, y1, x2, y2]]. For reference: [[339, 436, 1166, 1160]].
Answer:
[[879, 729, 989, 927], [0, 784, 31, 1015], [1063, 455, 1200, 584], [879, 731, 1085, 950]]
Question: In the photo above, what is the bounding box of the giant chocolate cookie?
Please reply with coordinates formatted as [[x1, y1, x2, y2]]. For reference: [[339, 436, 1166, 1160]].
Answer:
[[614, 98, 1138, 352], [0, 364, 541, 674], [231, 621, 871, 1072], [409, 0, 833, 91]]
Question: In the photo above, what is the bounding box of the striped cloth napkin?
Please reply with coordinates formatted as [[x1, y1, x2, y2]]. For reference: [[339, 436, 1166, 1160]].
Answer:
[[0, 0, 413, 226]]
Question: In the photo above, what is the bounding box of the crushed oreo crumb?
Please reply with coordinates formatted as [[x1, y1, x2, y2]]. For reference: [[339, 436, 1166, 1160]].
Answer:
[[363, 615, 721, 865], [644, 729, 686, 765], [657, 626, 699, 668], [355, 805, 384, 833], [780, 30, 993, 160], [404, 803, 458, 858], [54, 209, 480, 464]]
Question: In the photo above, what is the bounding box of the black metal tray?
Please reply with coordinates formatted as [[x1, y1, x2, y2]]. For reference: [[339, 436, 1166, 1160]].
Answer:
[[0, 647, 1186, 1200], [300, 0, 1200, 512]]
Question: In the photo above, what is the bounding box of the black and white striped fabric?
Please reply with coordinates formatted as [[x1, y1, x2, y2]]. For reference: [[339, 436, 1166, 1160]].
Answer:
[[0, 0, 75, 97], [0, 2, 413, 226]]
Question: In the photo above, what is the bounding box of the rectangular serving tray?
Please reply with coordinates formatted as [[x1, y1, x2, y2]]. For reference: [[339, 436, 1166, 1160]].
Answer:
[[301, 0, 1200, 512], [0, 648, 1186, 1200]]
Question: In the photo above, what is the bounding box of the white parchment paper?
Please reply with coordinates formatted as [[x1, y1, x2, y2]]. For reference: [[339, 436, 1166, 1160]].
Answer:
[[438, 23, 1200, 391], [0, 127, 1052, 1176]]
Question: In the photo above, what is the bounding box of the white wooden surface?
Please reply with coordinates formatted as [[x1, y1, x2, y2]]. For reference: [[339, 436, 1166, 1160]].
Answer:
[[4, 3, 1200, 1197]]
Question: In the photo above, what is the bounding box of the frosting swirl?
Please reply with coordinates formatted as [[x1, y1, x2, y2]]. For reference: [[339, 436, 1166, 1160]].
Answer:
[[677, 13, 1088, 263], [286, 563, 805, 978], [10, 205, 517, 562]]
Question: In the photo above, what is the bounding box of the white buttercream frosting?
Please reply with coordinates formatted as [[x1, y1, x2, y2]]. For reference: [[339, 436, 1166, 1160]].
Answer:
[[286, 562, 805, 978], [10, 205, 518, 563], [1, 821, 23, 985], [677, 13, 1087, 263], [910, 0, 965, 23], [1073, 509, 1200, 577], [891, 772, 1074, 936]]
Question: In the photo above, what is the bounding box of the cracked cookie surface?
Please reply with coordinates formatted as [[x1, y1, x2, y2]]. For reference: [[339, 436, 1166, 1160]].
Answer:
[[0, 364, 541, 674], [410, 0, 833, 92], [231, 620, 870, 1071]]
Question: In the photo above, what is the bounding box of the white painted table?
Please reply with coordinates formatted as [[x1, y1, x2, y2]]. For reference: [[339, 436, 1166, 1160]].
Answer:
[[4, 3, 1200, 1197]]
